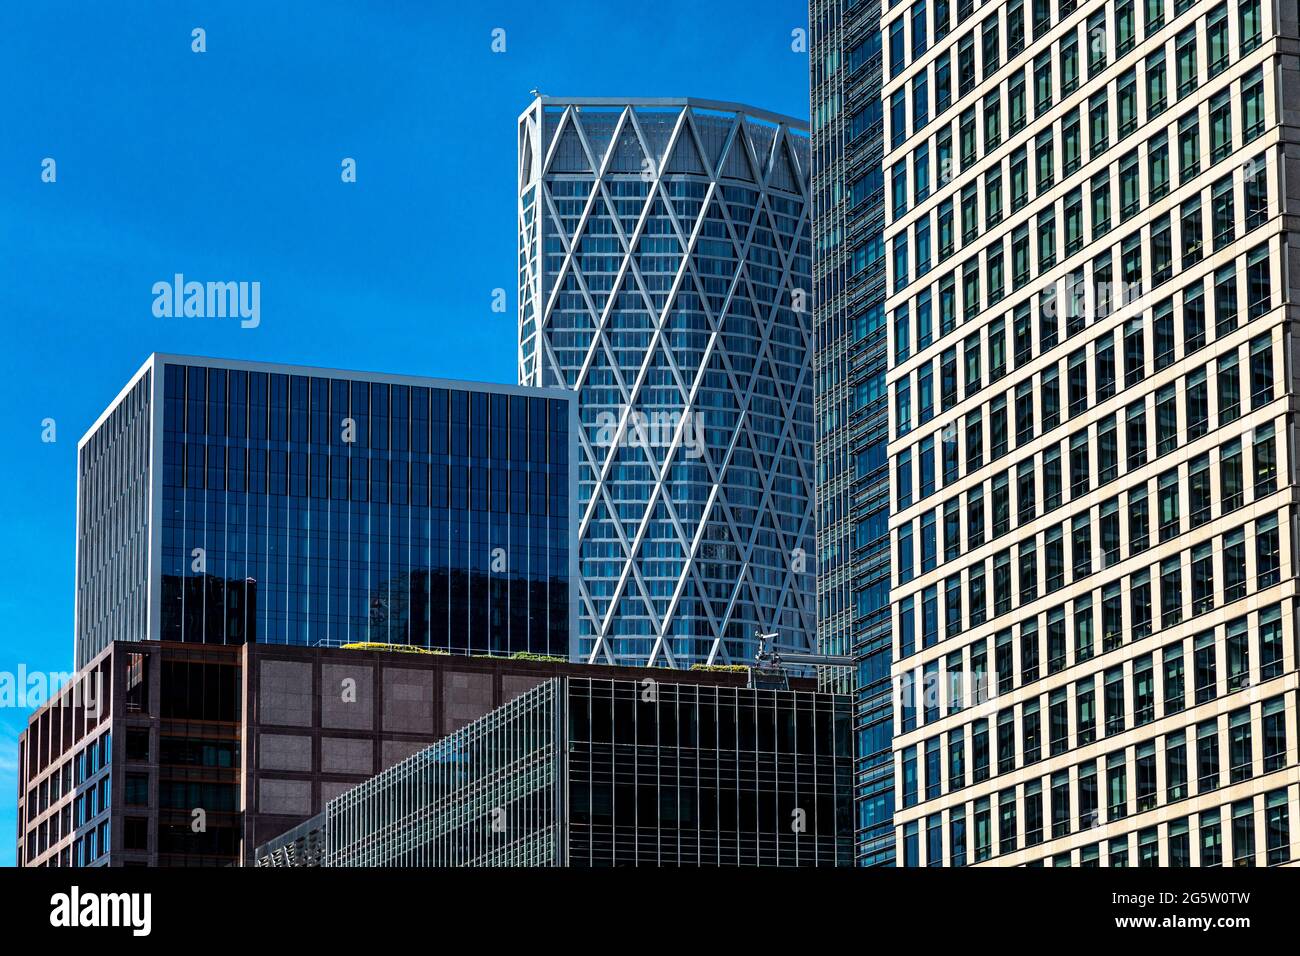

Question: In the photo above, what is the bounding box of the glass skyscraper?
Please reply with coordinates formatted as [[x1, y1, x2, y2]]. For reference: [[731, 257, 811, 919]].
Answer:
[[326, 676, 853, 867], [75, 354, 577, 668], [518, 96, 817, 669], [809, 4, 895, 865]]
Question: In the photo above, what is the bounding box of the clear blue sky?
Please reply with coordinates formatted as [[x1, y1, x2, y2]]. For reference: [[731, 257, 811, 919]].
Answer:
[[0, 0, 810, 865]]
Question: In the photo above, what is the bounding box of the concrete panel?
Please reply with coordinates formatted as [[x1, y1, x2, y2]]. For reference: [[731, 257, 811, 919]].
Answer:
[[381, 738, 429, 770], [382, 667, 435, 734], [258, 733, 313, 772], [320, 663, 373, 730], [258, 778, 312, 816], [443, 670, 494, 733], [320, 736, 374, 775], [258, 660, 313, 727]]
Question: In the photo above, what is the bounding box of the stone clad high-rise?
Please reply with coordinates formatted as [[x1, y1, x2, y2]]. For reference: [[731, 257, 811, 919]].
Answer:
[[882, 0, 1299, 865], [518, 96, 817, 669]]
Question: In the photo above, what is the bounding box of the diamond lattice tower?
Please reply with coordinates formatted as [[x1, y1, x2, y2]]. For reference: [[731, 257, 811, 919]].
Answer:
[[518, 97, 816, 668]]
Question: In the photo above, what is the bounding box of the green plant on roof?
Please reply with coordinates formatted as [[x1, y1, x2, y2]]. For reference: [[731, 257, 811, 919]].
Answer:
[[338, 642, 447, 655]]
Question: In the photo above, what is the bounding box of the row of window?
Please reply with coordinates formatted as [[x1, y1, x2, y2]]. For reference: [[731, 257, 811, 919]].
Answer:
[[899, 598, 1284, 730], [889, 149, 1269, 402], [895, 240, 1272, 465], [901, 784, 1293, 866], [883, 0, 1263, 152], [897, 401, 1280, 602], [900, 689, 1290, 823], [899, 497, 1283, 666], [889, 86, 1267, 318], [898, 341, 1276, 544]]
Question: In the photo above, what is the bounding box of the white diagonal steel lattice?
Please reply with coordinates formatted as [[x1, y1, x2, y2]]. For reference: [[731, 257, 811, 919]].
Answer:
[[518, 97, 816, 668]]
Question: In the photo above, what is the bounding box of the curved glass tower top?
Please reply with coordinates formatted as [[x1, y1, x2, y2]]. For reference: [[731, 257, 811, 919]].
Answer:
[[518, 96, 816, 668]]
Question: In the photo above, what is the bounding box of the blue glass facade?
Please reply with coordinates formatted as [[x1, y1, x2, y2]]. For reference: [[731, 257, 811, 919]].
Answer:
[[519, 97, 817, 669], [75, 355, 577, 668], [809, 1, 894, 864]]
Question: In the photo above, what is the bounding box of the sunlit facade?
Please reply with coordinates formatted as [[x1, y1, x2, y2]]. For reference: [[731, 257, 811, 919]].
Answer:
[[518, 97, 817, 669], [884, 0, 1299, 866]]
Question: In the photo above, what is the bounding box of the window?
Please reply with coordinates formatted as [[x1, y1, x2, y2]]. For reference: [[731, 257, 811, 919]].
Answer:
[[1266, 790, 1290, 865], [1254, 423, 1277, 497], [1191, 543, 1214, 616], [1209, 91, 1232, 163], [1160, 557, 1183, 629], [1071, 520, 1092, 580], [1178, 114, 1200, 183], [1212, 178, 1236, 252], [1135, 741, 1157, 811], [1188, 454, 1211, 527], [1219, 357, 1241, 425], [1145, 0, 1165, 31], [1162, 642, 1186, 715], [1115, 0, 1136, 54], [1117, 70, 1138, 138], [1232, 800, 1256, 866], [1021, 623, 1040, 685], [1110, 836, 1130, 867], [890, 90, 908, 150], [950, 808, 967, 866], [1061, 33, 1079, 94], [1175, 27, 1198, 98], [1148, 133, 1170, 203], [1100, 503, 1121, 569], [1256, 515, 1281, 591], [1169, 819, 1191, 867], [1074, 597, 1094, 663], [1024, 783, 1043, 848], [1183, 281, 1206, 352], [1245, 152, 1268, 228], [1087, 11, 1107, 76], [1051, 771, 1071, 838], [1104, 667, 1125, 736], [1155, 385, 1178, 454], [981, 14, 1000, 76], [1201, 810, 1223, 866], [1239, 0, 1261, 54], [1089, 91, 1109, 155], [1077, 677, 1097, 746], [1049, 690, 1069, 756], [935, 51, 956, 113], [1229, 708, 1253, 783], [1123, 319, 1144, 387], [1197, 719, 1221, 791], [1262, 695, 1287, 772], [1008, 70, 1027, 134], [1119, 152, 1141, 221], [1223, 527, 1246, 601], [1107, 751, 1128, 820], [1182, 197, 1204, 267], [1247, 246, 1272, 320], [1167, 729, 1189, 800], [1206, 3, 1229, 76], [1125, 401, 1146, 470], [1146, 50, 1167, 117], [1259, 606, 1283, 680]]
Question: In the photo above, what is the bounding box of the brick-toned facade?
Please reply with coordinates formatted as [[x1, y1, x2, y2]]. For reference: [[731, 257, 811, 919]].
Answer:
[[17, 640, 764, 866]]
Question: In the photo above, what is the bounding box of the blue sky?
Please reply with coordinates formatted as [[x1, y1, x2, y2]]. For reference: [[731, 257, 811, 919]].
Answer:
[[0, 0, 809, 864]]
